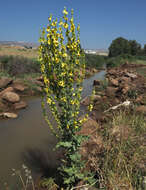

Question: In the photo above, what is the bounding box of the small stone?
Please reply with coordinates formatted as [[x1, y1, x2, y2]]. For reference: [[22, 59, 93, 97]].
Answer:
[[0, 112, 18, 119], [109, 78, 119, 87], [13, 83, 26, 92], [81, 96, 90, 106], [125, 72, 137, 79], [122, 85, 130, 94], [13, 101, 27, 110]]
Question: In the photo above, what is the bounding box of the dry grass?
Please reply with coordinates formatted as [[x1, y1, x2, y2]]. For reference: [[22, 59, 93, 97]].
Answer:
[[81, 109, 146, 189], [0, 45, 38, 59]]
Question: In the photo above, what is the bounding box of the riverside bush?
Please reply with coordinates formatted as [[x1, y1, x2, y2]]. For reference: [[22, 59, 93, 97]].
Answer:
[[0, 55, 40, 76], [39, 8, 95, 189], [85, 53, 105, 69]]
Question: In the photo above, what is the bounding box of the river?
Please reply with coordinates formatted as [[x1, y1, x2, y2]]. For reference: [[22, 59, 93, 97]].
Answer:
[[0, 70, 105, 188]]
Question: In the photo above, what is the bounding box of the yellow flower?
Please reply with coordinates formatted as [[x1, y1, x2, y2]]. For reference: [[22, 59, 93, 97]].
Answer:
[[77, 51, 80, 56], [61, 62, 66, 68], [61, 97, 66, 102], [44, 87, 49, 93], [55, 57, 59, 63], [47, 98, 52, 105], [63, 53, 67, 58], [51, 21, 57, 27], [48, 39, 51, 45], [48, 15, 52, 21], [46, 27, 50, 32], [63, 9, 68, 15], [69, 72, 73, 76], [67, 125, 69, 129], [41, 64, 45, 72], [64, 23, 69, 29], [44, 76, 49, 84], [58, 81, 65, 87], [70, 100, 74, 105], [88, 104, 93, 111], [59, 21, 63, 26]]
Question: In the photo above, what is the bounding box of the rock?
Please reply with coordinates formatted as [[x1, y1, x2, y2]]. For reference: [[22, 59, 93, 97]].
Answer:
[[0, 112, 18, 119], [120, 76, 131, 84], [92, 68, 98, 73], [106, 87, 117, 97], [13, 83, 26, 92], [109, 78, 119, 87], [125, 72, 137, 79], [93, 79, 101, 86], [92, 95, 101, 101], [108, 69, 117, 75], [136, 106, 146, 114], [2, 92, 20, 103], [135, 95, 143, 104], [122, 85, 130, 94], [81, 96, 90, 106], [13, 101, 27, 110], [79, 116, 99, 135], [0, 87, 14, 96], [81, 95, 101, 106], [0, 77, 13, 89], [0, 100, 7, 112]]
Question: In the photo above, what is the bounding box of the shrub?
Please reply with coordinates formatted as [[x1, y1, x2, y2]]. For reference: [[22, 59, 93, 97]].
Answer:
[[0, 55, 40, 76], [85, 54, 105, 69]]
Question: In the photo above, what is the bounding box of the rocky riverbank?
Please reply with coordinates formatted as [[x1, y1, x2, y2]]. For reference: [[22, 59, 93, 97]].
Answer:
[[0, 68, 100, 119], [0, 76, 44, 119], [79, 63, 146, 189]]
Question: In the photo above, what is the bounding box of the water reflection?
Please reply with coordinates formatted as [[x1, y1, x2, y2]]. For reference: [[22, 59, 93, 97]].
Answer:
[[0, 70, 105, 187]]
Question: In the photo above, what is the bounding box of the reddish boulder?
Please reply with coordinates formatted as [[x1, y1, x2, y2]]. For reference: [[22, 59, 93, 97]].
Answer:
[[13, 101, 27, 110], [0, 78, 13, 89], [2, 91, 20, 103], [0, 87, 14, 96], [109, 78, 119, 87]]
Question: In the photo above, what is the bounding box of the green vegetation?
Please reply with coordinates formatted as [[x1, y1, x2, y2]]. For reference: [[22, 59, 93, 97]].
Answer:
[[0, 55, 40, 77], [106, 54, 146, 68], [108, 37, 146, 57], [85, 53, 106, 69]]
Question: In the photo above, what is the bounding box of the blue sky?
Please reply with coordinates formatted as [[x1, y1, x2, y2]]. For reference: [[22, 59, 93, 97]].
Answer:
[[0, 0, 146, 49]]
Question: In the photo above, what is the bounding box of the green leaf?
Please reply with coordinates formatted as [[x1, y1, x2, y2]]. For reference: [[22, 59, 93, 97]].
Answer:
[[56, 141, 72, 148]]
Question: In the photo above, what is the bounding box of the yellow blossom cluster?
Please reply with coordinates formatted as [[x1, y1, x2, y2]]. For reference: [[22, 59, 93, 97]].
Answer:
[[39, 7, 85, 136]]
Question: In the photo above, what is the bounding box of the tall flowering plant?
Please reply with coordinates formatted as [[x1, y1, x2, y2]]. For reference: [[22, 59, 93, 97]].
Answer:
[[39, 8, 94, 188]]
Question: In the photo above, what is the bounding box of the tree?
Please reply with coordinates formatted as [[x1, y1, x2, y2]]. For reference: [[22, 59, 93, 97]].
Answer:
[[108, 37, 131, 57], [129, 40, 141, 55], [144, 44, 146, 55]]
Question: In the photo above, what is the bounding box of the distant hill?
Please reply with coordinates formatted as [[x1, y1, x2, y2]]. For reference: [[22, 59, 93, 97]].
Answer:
[[0, 41, 38, 48]]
